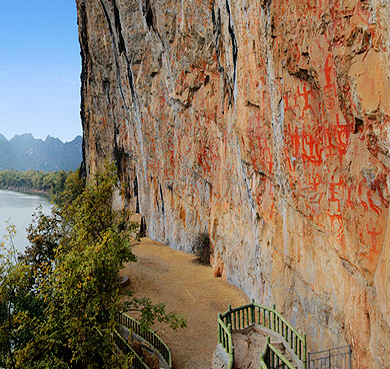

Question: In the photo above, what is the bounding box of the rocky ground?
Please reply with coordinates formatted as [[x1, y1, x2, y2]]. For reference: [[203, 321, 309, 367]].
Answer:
[[119, 237, 249, 369]]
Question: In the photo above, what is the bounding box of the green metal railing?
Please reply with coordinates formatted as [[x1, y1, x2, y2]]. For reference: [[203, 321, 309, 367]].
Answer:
[[308, 345, 351, 369], [218, 302, 307, 369], [117, 312, 172, 368], [113, 328, 149, 369], [217, 314, 234, 369], [260, 337, 296, 369]]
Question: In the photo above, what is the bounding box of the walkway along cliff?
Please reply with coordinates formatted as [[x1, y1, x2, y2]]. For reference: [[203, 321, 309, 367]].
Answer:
[[75, 0, 390, 367]]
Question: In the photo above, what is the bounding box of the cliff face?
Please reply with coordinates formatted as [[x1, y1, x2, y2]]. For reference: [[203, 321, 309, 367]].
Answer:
[[76, 0, 390, 366]]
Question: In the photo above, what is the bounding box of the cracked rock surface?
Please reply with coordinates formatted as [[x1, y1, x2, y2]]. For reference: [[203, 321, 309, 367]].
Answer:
[[76, 0, 390, 366]]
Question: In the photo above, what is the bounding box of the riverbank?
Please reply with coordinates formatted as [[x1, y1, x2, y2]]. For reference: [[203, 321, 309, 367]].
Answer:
[[0, 186, 51, 197]]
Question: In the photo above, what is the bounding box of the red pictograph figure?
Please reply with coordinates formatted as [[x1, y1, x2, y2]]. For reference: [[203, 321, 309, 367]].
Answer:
[[345, 184, 355, 209], [323, 54, 337, 110], [324, 125, 338, 157], [335, 114, 351, 157], [367, 225, 381, 249], [288, 125, 301, 158], [318, 100, 326, 121], [284, 146, 296, 172], [284, 90, 294, 111], [328, 174, 343, 212], [265, 147, 274, 175], [284, 89, 299, 112], [358, 226, 365, 243], [367, 189, 382, 216], [361, 200, 369, 211], [327, 211, 344, 238], [324, 54, 335, 89], [269, 202, 275, 219], [304, 199, 315, 216], [297, 83, 315, 117], [253, 111, 264, 140], [308, 172, 322, 192], [268, 181, 275, 198], [302, 131, 323, 166]]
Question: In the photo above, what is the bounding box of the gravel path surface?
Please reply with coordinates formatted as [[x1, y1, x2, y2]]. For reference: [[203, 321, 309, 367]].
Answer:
[[119, 237, 249, 369]]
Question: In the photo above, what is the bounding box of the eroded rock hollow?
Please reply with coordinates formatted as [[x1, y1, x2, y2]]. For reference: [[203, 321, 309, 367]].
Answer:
[[76, 0, 390, 366]]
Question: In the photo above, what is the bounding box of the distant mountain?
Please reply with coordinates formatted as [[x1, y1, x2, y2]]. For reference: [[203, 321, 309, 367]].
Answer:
[[0, 134, 82, 171]]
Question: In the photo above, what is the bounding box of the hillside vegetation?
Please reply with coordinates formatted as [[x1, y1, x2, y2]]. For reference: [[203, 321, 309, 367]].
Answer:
[[0, 163, 186, 368], [0, 169, 84, 201], [0, 134, 82, 172]]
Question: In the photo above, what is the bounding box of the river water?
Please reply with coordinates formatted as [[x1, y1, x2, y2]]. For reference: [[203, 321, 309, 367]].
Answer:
[[0, 190, 53, 254]]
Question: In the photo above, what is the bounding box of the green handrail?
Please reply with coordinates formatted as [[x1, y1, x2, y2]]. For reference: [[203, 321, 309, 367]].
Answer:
[[113, 328, 149, 369], [217, 302, 307, 369], [117, 312, 172, 368], [218, 314, 234, 369], [260, 337, 296, 369], [270, 305, 307, 365]]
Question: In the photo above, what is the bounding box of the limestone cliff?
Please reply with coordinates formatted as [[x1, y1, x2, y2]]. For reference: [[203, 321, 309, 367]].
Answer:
[[76, 0, 390, 366]]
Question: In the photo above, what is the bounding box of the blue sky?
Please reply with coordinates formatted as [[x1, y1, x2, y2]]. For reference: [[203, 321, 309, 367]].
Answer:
[[0, 0, 82, 143]]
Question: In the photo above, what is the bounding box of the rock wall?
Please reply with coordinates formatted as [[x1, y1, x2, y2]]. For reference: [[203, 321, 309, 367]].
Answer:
[[76, 0, 390, 366]]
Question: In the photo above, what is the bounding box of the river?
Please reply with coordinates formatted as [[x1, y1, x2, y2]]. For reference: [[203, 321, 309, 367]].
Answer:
[[0, 189, 53, 254]]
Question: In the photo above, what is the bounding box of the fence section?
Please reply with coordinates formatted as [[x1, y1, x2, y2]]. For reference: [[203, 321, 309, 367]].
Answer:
[[308, 346, 351, 369], [260, 337, 296, 369], [218, 302, 307, 369], [113, 328, 149, 369], [270, 306, 307, 365], [117, 312, 172, 369], [217, 314, 234, 369], [219, 302, 307, 369]]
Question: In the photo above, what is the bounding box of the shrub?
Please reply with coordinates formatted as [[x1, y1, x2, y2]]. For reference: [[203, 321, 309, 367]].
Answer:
[[191, 232, 212, 265]]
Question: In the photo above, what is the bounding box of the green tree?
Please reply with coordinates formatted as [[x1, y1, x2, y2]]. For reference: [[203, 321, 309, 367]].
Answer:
[[0, 162, 186, 369], [0, 222, 32, 369], [54, 168, 85, 207], [0, 168, 85, 199]]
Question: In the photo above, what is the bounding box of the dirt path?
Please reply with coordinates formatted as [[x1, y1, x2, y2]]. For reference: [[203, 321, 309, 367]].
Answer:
[[119, 237, 249, 369]]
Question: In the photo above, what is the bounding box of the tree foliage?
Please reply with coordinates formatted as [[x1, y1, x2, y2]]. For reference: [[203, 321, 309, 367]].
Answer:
[[0, 169, 85, 199], [0, 162, 186, 369]]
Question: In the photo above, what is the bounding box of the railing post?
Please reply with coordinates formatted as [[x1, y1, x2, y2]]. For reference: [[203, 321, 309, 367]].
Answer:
[[266, 336, 271, 366], [267, 308, 270, 329], [272, 304, 276, 332], [251, 299, 255, 324], [348, 345, 351, 369], [218, 313, 222, 344], [232, 308, 236, 330], [303, 333, 307, 369], [228, 323, 234, 369], [228, 304, 232, 327]]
